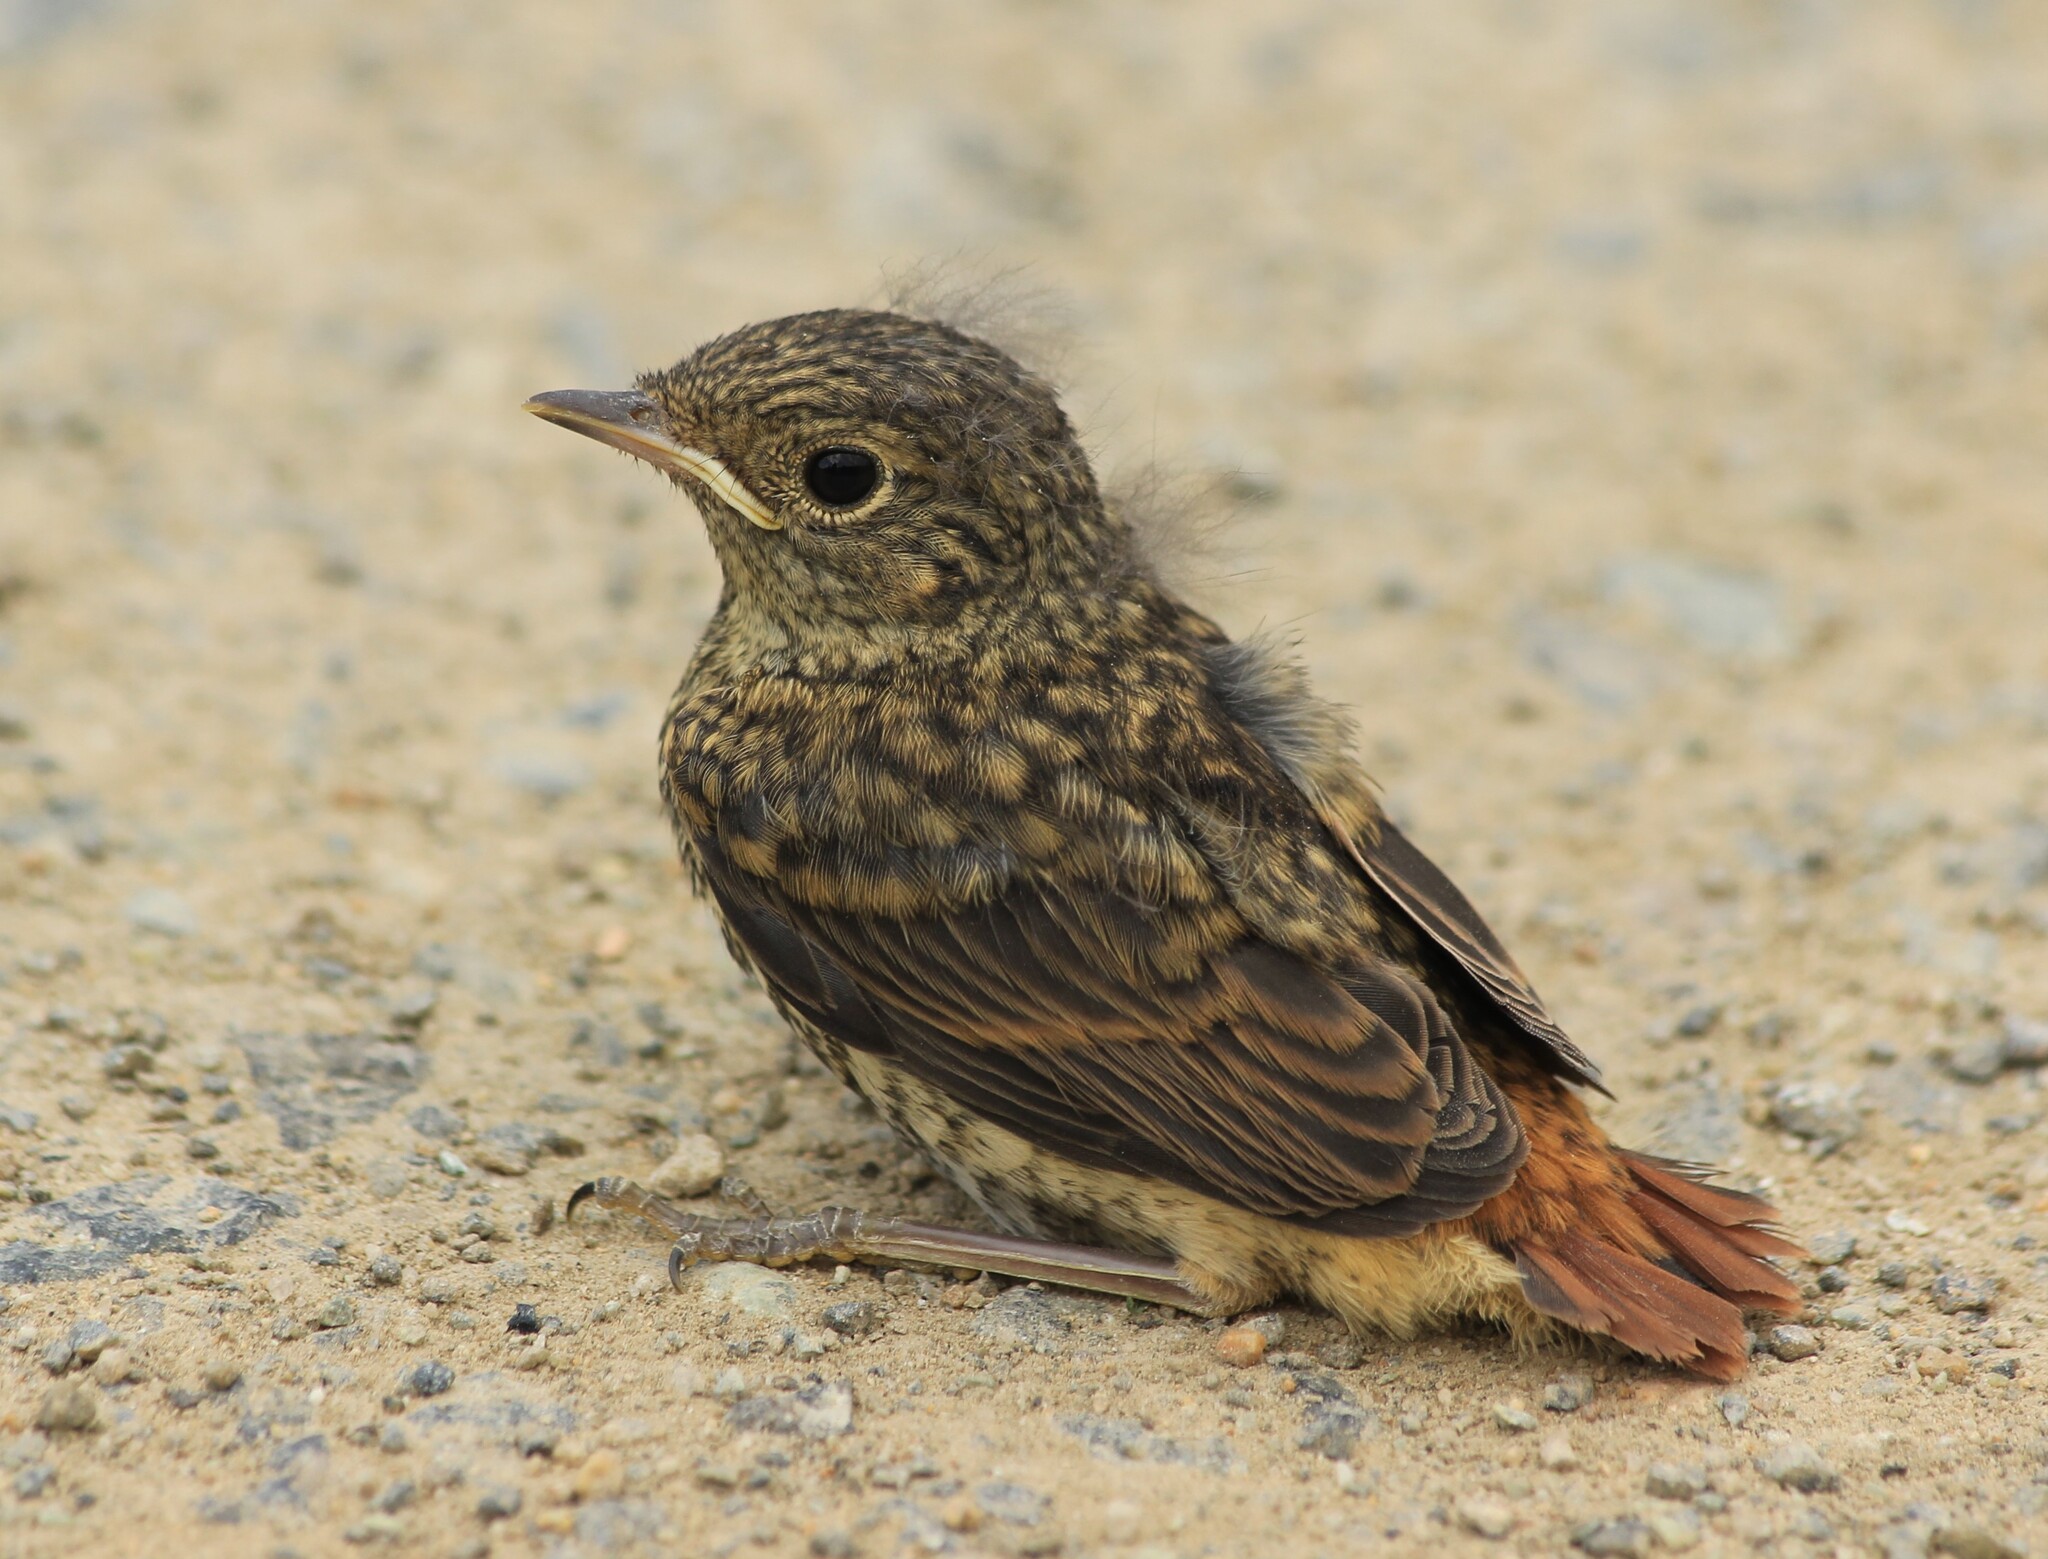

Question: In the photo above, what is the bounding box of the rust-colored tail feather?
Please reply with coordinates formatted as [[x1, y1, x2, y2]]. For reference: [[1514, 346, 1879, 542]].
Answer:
[[1511, 1152, 1804, 1380]]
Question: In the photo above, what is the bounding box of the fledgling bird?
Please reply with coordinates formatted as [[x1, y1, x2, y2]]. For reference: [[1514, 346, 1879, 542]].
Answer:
[[528, 308, 1801, 1378]]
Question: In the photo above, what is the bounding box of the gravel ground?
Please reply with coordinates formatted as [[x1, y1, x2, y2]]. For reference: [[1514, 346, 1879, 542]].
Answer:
[[4, 3, 2048, 1557]]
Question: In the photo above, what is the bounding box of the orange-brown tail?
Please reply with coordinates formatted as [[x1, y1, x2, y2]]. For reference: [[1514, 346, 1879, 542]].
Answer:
[[1509, 1152, 1804, 1380]]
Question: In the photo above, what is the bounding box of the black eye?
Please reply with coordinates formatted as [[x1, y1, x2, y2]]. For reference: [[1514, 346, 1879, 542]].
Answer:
[[803, 446, 881, 509]]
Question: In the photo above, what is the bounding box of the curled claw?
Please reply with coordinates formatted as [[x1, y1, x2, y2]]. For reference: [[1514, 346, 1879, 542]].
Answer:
[[565, 1178, 612, 1222], [667, 1234, 705, 1289]]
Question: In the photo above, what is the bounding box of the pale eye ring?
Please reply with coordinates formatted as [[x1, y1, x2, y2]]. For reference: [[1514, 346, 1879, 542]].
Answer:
[[802, 446, 882, 509]]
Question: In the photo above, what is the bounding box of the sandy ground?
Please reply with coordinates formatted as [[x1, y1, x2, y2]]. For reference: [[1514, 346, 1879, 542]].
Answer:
[[3, 2, 2048, 1556]]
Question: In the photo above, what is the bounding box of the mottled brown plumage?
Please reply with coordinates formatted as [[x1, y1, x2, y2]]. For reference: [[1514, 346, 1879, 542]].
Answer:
[[531, 308, 1801, 1378]]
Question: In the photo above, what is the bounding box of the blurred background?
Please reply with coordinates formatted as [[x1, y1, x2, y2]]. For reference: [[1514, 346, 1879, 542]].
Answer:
[[6, 1, 2044, 1012], [3, 2, 2048, 1551]]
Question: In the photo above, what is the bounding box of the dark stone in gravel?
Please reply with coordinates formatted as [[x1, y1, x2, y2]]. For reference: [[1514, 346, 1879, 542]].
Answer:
[[1675, 1003, 1722, 1037], [234, 1031, 426, 1150], [723, 1379, 852, 1438], [14, 1464, 55, 1499], [67, 1319, 115, 1361], [404, 1361, 454, 1398], [507, 1303, 541, 1335], [1930, 1273, 1995, 1313], [1059, 1414, 1238, 1473], [1572, 1517, 1654, 1556], [1645, 1463, 1707, 1499], [406, 1105, 463, 1140], [975, 1482, 1049, 1525], [1941, 1040, 2005, 1085], [1861, 1062, 1961, 1135], [1877, 1262, 1911, 1288], [369, 1254, 402, 1286], [1312, 1336, 1365, 1370], [1544, 1374, 1594, 1412], [1767, 1324, 1821, 1361], [371, 1479, 416, 1513], [1757, 1440, 1838, 1492], [2003, 1017, 2048, 1068], [821, 1300, 880, 1338], [1817, 1266, 1850, 1292], [0, 1175, 295, 1284], [1931, 1523, 2025, 1559], [1298, 1403, 1377, 1459], [1643, 1075, 1746, 1164], [477, 1486, 522, 1521], [1808, 1230, 1857, 1266], [1767, 1081, 1861, 1148], [385, 986, 438, 1028], [970, 1288, 1071, 1352]]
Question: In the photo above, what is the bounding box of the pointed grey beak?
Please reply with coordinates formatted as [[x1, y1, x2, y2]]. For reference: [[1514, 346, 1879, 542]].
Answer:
[[523, 389, 782, 530]]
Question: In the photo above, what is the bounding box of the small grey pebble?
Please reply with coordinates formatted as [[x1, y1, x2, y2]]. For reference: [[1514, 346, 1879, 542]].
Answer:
[[211, 1099, 242, 1125], [58, 1095, 97, 1123], [516, 1426, 559, 1457], [809, 1534, 857, 1559], [405, 1361, 454, 1397], [1941, 1040, 2005, 1085], [1816, 1266, 1850, 1293], [100, 1046, 153, 1081], [822, 1301, 882, 1338], [1807, 1230, 1857, 1266], [40, 1341, 74, 1375], [1757, 1440, 1838, 1492], [2003, 1015, 2048, 1068], [66, 1320, 115, 1363], [378, 1423, 408, 1454], [1312, 1336, 1366, 1370], [1717, 1392, 1750, 1427], [1543, 1374, 1593, 1413], [1791, 1509, 1835, 1543], [1829, 1306, 1873, 1330], [387, 985, 439, 1027], [34, 1383, 99, 1431], [507, 1303, 542, 1335], [315, 1296, 358, 1329], [1645, 1462, 1707, 1500], [1572, 1517, 1654, 1557], [1930, 1525, 2026, 1559], [1675, 1003, 1721, 1037], [1876, 1262, 1911, 1289], [1767, 1325, 1821, 1361], [1930, 1273, 1995, 1314], [372, 1479, 416, 1513], [368, 1254, 403, 1287], [185, 1137, 220, 1161], [13, 1465, 55, 1499], [477, 1486, 522, 1521]]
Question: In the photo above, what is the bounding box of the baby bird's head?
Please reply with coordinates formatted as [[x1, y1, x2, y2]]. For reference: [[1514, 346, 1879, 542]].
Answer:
[[527, 309, 1119, 642]]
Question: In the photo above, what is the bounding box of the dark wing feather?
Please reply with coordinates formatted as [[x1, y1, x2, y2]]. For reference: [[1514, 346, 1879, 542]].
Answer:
[[1332, 813, 1608, 1093], [693, 829, 1526, 1237]]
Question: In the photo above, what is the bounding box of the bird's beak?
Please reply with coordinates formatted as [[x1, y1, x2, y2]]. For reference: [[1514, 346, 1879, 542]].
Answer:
[[522, 388, 782, 531]]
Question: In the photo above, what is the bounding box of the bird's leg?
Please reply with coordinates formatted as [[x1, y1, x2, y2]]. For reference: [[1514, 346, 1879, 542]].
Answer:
[[565, 1177, 1214, 1311]]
